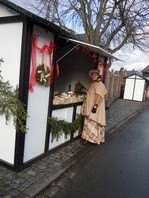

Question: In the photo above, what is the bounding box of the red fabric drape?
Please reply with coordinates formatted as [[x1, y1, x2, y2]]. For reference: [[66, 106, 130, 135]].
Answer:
[[47, 42, 56, 85], [29, 34, 37, 92], [29, 34, 56, 91], [36, 44, 47, 63], [97, 60, 105, 82]]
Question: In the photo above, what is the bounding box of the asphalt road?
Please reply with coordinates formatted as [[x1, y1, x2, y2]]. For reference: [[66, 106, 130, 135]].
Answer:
[[37, 108, 149, 198]]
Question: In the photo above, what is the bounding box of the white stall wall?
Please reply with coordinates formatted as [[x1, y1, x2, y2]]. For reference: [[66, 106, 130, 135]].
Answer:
[[23, 26, 54, 162], [0, 22, 23, 164], [73, 105, 82, 138]]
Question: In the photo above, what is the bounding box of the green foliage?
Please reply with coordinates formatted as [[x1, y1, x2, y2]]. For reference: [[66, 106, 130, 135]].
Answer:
[[48, 114, 84, 142], [0, 59, 27, 133]]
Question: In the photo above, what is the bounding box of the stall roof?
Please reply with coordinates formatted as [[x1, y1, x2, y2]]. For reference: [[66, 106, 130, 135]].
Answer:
[[61, 37, 122, 61], [0, 0, 77, 39]]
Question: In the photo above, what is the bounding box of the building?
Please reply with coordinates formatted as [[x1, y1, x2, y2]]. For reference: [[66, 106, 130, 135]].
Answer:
[[123, 74, 148, 101], [142, 65, 149, 98]]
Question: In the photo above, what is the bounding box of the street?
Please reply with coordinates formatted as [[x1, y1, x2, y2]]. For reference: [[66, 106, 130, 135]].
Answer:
[[36, 107, 149, 198]]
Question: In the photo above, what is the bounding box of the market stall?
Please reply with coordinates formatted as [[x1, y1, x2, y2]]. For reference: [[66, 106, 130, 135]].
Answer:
[[0, 0, 120, 171], [48, 35, 116, 148], [49, 38, 97, 149]]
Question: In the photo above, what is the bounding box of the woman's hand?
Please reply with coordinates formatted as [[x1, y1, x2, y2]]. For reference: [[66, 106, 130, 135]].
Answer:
[[92, 104, 98, 113]]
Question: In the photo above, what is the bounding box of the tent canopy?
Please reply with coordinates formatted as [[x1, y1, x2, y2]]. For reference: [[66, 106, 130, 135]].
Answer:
[[61, 37, 122, 61]]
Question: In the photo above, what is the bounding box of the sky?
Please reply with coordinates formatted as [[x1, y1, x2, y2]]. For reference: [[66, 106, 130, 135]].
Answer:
[[112, 48, 149, 72], [9, 0, 149, 72]]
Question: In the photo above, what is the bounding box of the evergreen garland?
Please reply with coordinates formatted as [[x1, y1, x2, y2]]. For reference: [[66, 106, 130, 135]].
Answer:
[[0, 58, 27, 133], [48, 114, 84, 141]]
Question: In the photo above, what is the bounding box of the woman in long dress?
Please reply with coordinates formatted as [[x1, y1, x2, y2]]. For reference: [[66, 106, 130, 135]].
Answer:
[[81, 69, 107, 145]]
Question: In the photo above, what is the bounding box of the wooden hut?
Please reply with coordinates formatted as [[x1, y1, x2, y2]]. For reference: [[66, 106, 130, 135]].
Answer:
[[123, 74, 148, 101]]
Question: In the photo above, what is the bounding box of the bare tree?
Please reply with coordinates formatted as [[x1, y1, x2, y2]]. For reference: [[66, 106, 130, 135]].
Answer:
[[28, 0, 149, 54]]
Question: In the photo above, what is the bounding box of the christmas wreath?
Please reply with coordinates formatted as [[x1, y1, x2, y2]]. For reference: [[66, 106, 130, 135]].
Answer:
[[36, 63, 50, 86]]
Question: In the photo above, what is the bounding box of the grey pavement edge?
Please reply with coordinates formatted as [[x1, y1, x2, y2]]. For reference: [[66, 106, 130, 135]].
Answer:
[[0, 99, 149, 198]]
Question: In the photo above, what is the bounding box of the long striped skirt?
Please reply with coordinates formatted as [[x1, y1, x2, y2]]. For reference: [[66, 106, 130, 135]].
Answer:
[[81, 117, 105, 145]]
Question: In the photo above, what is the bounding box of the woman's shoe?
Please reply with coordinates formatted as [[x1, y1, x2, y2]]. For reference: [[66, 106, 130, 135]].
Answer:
[[83, 140, 88, 144], [80, 138, 85, 142], [81, 140, 89, 144]]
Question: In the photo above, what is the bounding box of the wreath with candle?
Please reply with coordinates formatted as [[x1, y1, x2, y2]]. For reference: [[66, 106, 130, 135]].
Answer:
[[36, 63, 50, 86]]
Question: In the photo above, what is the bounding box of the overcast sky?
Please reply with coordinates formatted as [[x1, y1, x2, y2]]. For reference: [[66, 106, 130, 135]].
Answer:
[[9, 0, 149, 72], [112, 49, 149, 72]]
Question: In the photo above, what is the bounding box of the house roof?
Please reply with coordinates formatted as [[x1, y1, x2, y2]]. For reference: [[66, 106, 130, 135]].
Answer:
[[0, 0, 121, 61], [115, 70, 141, 77], [142, 65, 149, 73], [124, 73, 148, 81], [0, 0, 76, 39]]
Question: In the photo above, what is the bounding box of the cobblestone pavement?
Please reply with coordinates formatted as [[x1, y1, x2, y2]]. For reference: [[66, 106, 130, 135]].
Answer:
[[0, 99, 149, 198]]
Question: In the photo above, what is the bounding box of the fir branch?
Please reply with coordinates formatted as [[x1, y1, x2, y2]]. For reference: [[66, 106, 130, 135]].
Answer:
[[0, 72, 27, 133], [48, 114, 84, 142]]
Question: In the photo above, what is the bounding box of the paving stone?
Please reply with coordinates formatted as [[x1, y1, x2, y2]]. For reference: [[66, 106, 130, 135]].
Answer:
[[0, 190, 5, 197], [26, 170, 36, 176], [15, 194, 30, 198], [52, 162, 60, 166], [3, 195, 12, 198], [44, 186, 60, 197], [21, 181, 33, 188], [8, 189, 20, 197]]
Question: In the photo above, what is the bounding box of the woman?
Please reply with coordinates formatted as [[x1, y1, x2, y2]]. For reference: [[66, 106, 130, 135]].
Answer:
[[81, 69, 107, 145]]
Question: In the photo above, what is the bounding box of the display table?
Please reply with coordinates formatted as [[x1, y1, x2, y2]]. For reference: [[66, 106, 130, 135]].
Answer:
[[53, 94, 85, 106]]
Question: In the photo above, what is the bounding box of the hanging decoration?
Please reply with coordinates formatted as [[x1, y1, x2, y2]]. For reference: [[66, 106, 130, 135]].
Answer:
[[47, 42, 56, 85], [36, 63, 50, 86], [106, 57, 112, 68], [97, 57, 106, 82], [56, 63, 60, 76], [29, 34, 56, 92], [75, 46, 98, 63], [29, 34, 37, 92]]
